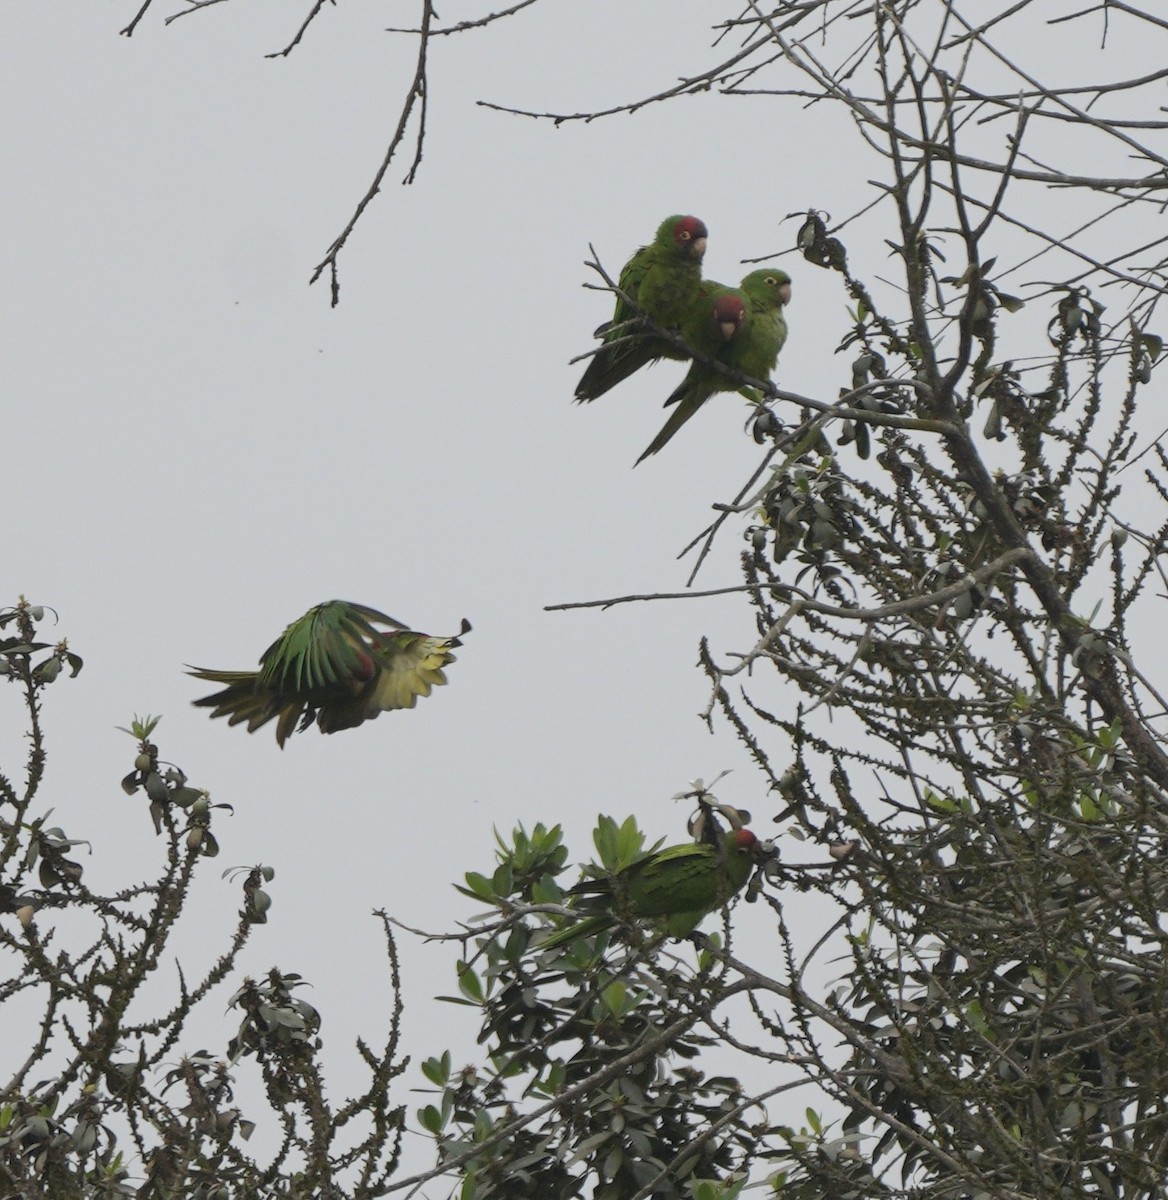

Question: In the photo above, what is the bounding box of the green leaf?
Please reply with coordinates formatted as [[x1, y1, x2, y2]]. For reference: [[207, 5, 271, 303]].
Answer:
[[144, 773, 169, 803], [1097, 719, 1123, 749], [421, 1052, 451, 1086], [601, 980, 626, 1015], [457, 963, 484, 1004], [925, 790, 959, 814], [462, 871, 494, 899], [34, 656, 61, 683], [530, 876, 563, 904], [418, 1104, 443, 1134], [593, 814, 620, 867], [964, 998, 991, 1036]]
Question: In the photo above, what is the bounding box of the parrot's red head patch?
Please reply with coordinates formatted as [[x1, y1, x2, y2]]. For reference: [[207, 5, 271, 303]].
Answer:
[[672, 215, 709, 260], [712, 293, 747, 340], [733, 828, 758, 850]]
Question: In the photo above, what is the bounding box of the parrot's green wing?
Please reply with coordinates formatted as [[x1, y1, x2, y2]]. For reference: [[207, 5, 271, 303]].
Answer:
[[538, 831, 759, 950], [188, 602, 466, 748], [575, 215, 708, 402], [635, 268, 791, 463], [256, 601, 403, 695], [620, 839, 755, 918]]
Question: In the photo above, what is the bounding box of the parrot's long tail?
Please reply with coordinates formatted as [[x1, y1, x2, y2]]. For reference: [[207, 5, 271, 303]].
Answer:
[[535, 914, 614, 952], [635, 394, 705, 464]]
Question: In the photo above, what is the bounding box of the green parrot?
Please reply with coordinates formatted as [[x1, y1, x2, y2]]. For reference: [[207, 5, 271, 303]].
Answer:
[[635, 267, 792, 463], [188, 601, 467, 748], [574, 214, 709, 402], [539, 827, 765, 950]]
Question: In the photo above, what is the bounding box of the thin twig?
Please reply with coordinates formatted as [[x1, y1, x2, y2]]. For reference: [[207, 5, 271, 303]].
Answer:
[[309, 0, 434, 304]]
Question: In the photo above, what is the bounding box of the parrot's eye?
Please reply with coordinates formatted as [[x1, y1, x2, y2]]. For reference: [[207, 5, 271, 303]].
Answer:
[[679, 230, 692, 241]]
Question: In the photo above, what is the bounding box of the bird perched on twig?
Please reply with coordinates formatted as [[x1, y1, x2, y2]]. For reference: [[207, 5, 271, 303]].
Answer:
[[538, 826, 768, 950], [575, 213, 709, 402], [637, 267, 791, 462]]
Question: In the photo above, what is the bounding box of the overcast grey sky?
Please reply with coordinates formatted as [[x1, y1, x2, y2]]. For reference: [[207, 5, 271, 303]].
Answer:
[[3, 0, 1164, 1184]]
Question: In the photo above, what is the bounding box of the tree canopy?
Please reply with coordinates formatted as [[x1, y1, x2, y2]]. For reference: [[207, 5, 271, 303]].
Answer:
[[5, 3, 1168, 1198]]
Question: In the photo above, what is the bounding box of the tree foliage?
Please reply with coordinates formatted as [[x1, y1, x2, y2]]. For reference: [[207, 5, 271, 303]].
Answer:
[[378, 4, 1168, 1200], [0, 601, 408, 1198], [8, 1, 1168, 1197]]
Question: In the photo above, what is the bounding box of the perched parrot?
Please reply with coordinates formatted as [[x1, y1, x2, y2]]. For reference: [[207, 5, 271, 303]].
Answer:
[[539, 827, 765, 949], [574, 214, 709, 402], [635, 267, 792, 463], [188, 601, 467, 748]]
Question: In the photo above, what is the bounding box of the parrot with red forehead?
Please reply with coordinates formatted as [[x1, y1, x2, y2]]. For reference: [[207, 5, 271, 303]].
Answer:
[[188, 601, 467, 748], [636, 267, 792, 463], [538, 826, 765, 949], [574, 214, 709, 402]]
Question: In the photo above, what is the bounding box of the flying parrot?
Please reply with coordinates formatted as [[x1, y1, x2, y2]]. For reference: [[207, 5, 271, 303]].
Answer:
[[188, 600, 467, 748], [539, 827, 766, 950], [635, 267, 792, 463], [574, 214, 709, 402]]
